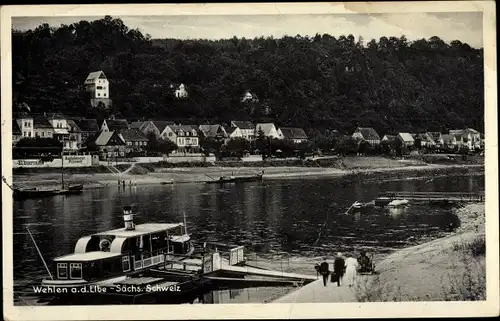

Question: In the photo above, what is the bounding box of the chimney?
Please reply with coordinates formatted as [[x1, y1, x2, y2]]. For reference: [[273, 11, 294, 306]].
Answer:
[[123, 206, 135, 230]]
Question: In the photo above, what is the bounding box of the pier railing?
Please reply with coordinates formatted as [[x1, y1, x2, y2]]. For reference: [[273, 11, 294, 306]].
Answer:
[[380, 191, 485, 202]]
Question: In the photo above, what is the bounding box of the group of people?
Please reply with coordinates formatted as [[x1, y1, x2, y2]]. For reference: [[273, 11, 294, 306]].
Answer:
[[315, 251, 372, 288]]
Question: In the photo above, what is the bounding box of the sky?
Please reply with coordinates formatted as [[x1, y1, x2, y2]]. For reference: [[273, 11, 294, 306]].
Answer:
[[12, 12, 483, 48]]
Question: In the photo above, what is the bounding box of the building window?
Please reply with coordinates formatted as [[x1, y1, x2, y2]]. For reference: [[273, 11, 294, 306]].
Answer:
[[57, 263, 68, 279], [168, 132, 172, 137], [97, 86, 103, 90], [122, 256, 131, 272], [70, 263, 82, 279], [41, 132, 45, 137], [28, 132, 31, 137], [97, 93, 100, 97]]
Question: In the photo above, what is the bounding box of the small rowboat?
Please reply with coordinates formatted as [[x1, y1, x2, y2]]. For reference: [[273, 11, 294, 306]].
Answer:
[[387, 199, 409, 207]]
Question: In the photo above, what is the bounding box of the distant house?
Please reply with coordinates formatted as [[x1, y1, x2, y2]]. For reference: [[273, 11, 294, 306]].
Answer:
[[277, 127, 308, 144], [174, 83, 188, 99], [241, 90, 259, 103], [131, 120, 158, 138], [397, 133, 415, 147], [199, 124, 227, 140], [46, 113, 71, 148], [33, 115, 55, 139], [255, 123, 281, 139], [12, 120, 22, 145], [66, 119, 82, 150], [84, 71, 109, 99], [230, 121, 255, 140], [118, 129, 149, 154], [352, 127, 381, 145], [153, 121, 176, 140], [73, 119, 100, 146], [130, 121, 146, 130], [381, 134, 396, 143], [16, 112, 34, 138], [426, 132, 444, 147], [93, 131, 126, 160], [226, 127, 243, 139], [450, 128, 481, 150], [442, 134, 457, 149], [101, 119, 129, 132], [415, 133, 434, 147], [163, 124, 199, 153]]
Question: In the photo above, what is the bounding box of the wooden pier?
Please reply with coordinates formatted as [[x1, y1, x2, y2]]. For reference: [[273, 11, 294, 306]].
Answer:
[[150, 247, 317, 288], [376, 191, 485, 205]]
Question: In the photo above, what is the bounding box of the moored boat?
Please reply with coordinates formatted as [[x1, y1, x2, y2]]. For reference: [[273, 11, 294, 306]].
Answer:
[[387, 199, 409, 207], [205, 174, 263, 184], [38, 206, 195, 296]]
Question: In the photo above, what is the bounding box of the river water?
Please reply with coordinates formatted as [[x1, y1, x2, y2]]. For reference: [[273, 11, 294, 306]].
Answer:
[[12, 167, 484, 305]]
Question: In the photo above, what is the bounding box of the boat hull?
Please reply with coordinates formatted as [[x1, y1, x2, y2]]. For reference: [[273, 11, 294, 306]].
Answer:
[[205, 175, 263, 184], [14, 185, 83, 200]]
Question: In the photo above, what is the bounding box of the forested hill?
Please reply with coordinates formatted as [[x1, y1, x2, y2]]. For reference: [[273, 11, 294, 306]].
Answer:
[[12, 16, 484, 135]]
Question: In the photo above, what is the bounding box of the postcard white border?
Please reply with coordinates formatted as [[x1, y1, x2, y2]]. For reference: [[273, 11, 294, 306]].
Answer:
[[2, 1, 498, 320]]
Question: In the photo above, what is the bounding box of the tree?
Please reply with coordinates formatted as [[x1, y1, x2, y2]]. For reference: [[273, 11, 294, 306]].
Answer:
[[357, 140, 373, 155], [336, 136, 358, 155], [12, 18, 483, 134], [199, 136, 224, 157], [157, 140, 178, 156], [224, 138, 251, 158], [14, 137, 63, 158]]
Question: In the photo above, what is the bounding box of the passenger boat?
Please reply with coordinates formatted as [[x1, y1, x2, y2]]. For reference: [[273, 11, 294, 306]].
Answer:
[[39, 206, 195, 294]]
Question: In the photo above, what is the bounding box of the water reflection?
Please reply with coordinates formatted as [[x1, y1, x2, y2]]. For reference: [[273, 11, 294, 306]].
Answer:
[[13, 168, 484, 304]]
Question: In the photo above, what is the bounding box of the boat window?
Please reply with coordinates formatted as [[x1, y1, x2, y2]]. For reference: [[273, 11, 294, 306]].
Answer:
[[172, 242, 184, 254], [151, 232, 166, 251], [70, 263, 82, 279], [57, 263, 68, 279], [122, 256, 131, 272]]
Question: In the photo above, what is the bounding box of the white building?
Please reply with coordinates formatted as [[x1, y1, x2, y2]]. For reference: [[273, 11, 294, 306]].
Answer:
[[255, 123, 281, 139], [174, 84, 188, 99], [16, 113, 34, 138], [84, 71, 109, 99], [230, 121, 255, 140]]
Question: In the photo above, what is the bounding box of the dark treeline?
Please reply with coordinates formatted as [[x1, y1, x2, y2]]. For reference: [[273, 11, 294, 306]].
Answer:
[[12, 16, 484, 135]]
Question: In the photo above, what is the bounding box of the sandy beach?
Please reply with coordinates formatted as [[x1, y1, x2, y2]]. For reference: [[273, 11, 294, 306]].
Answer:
[[10, 160, 484, 190], [273, 202, 486, 303]]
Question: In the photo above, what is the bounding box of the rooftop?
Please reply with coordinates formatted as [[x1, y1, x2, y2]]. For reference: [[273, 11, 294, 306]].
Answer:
[[279, 127, 308, 140], [119, 129, 148, 142], [152, 121, 175, 133], [104, 119, 129, 132], [355, 127, 381, 141], [73, 119, 99, 132], [93, 223, 184, 237], [398, 132, 414, 142], [232, 121, 255, 130], [33, 115, 53, 129], [94, 131, 125, 146], [54, 251, 121, 262]]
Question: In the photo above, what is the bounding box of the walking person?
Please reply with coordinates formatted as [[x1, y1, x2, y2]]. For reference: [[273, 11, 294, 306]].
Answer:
[[319, 261, 330, 287], [333, 252, 345, 287], [344, 253, 359, 287]]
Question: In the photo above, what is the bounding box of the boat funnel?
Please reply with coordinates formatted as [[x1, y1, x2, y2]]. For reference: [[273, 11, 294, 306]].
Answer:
[[123, 206, 135, 230]]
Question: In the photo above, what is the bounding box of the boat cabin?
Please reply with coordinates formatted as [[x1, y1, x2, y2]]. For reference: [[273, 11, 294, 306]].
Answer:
[[50, 207, 193, 282]]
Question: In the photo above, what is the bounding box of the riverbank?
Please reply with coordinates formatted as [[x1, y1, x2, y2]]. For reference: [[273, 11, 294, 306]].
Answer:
[[272, 203, 486, 303], [10, 158, 484, 190], [355, 202, 485, 302]]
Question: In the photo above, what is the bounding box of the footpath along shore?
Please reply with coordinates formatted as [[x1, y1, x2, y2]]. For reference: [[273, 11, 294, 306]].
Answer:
[[273, 202, 486, 303], [11, 162, 484, 190]]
